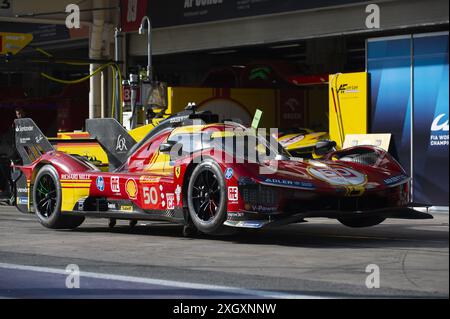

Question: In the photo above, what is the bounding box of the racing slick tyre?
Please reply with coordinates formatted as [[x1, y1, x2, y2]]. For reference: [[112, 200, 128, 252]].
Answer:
[[187, 160, 229, 235], [33, 165, 84, 229], [338, 216, 386, 228]]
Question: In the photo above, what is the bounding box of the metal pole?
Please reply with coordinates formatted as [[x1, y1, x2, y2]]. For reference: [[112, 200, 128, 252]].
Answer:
[[139, 16, 153, 81], [410, 35, 415, 204], [129, 73, 139, 129], [114, 28, 123, 123]]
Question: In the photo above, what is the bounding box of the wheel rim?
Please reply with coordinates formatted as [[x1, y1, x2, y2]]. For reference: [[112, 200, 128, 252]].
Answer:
[[191, 170, 221, 222], [35, 174, 57, 218]]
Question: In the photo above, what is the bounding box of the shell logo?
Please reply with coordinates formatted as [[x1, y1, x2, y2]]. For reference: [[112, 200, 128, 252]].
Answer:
[[125, 178, 138, 199]]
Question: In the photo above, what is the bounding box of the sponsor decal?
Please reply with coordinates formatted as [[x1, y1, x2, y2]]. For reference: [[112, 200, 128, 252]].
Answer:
[[227, 212, 244, 219], [169, 115, 189, 124], [15, 126, 33, 132], [250, 204, 278, 213], [159, 185, 165, 207], [139, 175, 161, 184], [166, 193, 175, 210], [35, 135, 44, 143], [125, 178, 138, 199], [307, 167, 366, 186], [108, 203, 117, 210], [120, 205, 133, 212], [228, 186, 239, 202], [61, 173, 91, 180], [175, 166, 181, 179], [110, 176, 120, 193], [77, 201, 84, 211], [19, 137, 30, 144], [175, 185, 181, 205], [17, 187, 28, 193], [224, 168, 233, 180], [384, 175, 408, 186], [96, 176, 105, 191], [338, 83, 360, 94], [116, 135, 128, 152], [238, 221, 265, 229], [17, 197, 28, 205], [262, 177, 315, 190]]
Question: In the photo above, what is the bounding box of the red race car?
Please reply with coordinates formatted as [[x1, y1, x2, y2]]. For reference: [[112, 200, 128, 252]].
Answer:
[[12, 108, 432, 236]]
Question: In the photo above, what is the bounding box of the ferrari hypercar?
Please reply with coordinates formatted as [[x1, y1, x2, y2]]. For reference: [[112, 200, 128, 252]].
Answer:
[[12, 109, 432, 236], [275, 128, 329, 158]]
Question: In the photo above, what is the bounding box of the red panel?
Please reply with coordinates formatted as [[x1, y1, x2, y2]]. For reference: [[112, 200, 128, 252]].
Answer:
[[120, 0, 148, 33]]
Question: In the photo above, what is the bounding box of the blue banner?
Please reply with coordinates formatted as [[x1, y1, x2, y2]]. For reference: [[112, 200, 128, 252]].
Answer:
[[413, 33, 449, 206], [368, 33, 449, 206], [368, 36, 412, 176]]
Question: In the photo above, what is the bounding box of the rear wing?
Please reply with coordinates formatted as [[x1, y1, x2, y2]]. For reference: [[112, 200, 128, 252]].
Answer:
[[86, 118, 136, 171], [14, 118, 54, 165]]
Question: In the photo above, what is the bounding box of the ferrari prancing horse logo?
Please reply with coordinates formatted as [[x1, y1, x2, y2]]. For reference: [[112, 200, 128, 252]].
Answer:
[[175, 167, 181, 179]]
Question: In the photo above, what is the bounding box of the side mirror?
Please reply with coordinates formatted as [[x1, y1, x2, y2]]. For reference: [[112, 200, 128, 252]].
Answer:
[[159, 142, 175, 153], [160, 142, 183, 160], [314, 140, 337, 156]]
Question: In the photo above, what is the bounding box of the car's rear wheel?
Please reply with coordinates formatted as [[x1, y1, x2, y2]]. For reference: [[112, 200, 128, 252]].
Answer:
[[33, 165, 84, 229], [187, 160, 228, 235], [338, 216, 385, 228]]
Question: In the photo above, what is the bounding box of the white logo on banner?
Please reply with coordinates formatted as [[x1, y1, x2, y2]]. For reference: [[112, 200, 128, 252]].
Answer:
[[431, 113, 449, 132], [430, 113, 449, 147]]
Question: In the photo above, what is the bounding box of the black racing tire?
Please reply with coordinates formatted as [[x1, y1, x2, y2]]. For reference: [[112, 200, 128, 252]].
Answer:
[[187, 160, 228, 235], [338, 216, 386, 228], [33, 165, 84, 229]]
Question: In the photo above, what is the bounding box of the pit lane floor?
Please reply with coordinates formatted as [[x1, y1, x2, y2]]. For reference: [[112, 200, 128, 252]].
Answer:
[[0, 206, 448, 298]]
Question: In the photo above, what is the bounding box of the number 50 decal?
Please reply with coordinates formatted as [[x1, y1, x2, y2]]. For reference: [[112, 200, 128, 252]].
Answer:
[[143, 187, 158, 205]]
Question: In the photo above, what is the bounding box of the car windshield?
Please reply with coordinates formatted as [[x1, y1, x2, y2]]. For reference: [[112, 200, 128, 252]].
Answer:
[[210, 131, 291, 162]]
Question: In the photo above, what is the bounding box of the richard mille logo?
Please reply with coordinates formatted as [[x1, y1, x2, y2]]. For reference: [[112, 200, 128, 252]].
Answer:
[[116, 135, 128, 152]]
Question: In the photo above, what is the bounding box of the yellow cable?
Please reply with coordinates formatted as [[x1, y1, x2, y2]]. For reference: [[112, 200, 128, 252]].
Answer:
[[40, 63, 115, 84], [35, 47, 52, 57], [36, 46, 125, 121]]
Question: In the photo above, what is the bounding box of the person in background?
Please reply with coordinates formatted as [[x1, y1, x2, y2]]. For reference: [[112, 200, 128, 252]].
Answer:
[[0, 108, 26, 204], [15, 107, 26, 119]]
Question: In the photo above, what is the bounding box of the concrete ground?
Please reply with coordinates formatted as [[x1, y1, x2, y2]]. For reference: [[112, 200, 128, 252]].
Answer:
[[0, 206, 448, 298]]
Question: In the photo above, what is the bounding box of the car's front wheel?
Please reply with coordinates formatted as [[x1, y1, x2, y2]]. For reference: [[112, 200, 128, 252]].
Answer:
[[338, 216, 385, 228], [33, 165, 84, 229], [187, 160, 228, 235]]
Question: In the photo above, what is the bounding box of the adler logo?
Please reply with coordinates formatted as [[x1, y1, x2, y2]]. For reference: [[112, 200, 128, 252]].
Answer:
[[431, 114, 449, 132], [184, 0, 223, 9]]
